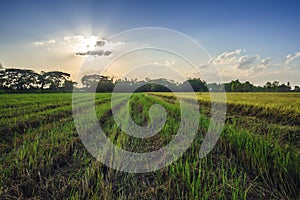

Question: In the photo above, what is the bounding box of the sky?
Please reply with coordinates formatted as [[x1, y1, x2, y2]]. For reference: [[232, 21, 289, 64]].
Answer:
[[0, 0, 300, 85]]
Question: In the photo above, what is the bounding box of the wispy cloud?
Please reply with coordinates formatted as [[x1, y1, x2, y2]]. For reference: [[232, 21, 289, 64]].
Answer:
[[215, 49, 244, 64], [33, 39, 56, 48], [284, 51, 300, 65], [154, 60, 176, 66], [255, 57, 271, 70]]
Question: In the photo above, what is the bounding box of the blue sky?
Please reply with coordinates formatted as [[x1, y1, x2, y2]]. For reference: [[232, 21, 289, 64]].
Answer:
[[1, 0, 300, 85]]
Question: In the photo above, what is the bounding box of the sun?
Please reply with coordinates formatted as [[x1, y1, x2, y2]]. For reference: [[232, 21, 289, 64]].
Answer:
[[78, 36, 99, 52]]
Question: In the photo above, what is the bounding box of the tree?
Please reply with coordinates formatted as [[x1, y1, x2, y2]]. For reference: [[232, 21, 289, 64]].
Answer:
[[230, 79, 241, 92], [224, 82, 232, 92], [0, 65, 4, 90], [63, 80, 76, 90], [272, 81, 279, 92], [207, 83, 224, 92], [40, 71, 71, 90], [264, 81, 272, 91], [1, 68, 40, 90], [96, 77, 114, 92], [263, 81, 280, 92], [278, 83, 291, 92], [150, 78, 177, 92], [81, 74, 114, 92], [0, 67, 75, 92], [243, 81, 253, 92], [294, 86, 300, 92], [182, 78, 208, 92], [114, 79, 133, 92], [81, 74, 102, 89]]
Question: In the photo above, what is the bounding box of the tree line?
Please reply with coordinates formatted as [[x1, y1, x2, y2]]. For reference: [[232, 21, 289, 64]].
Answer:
[[0, 67, 76, 93], [80, 74, 299, 93], [208, 79, 298, 92], [0, 66, 299, 93], [80, 74, 208, 92]]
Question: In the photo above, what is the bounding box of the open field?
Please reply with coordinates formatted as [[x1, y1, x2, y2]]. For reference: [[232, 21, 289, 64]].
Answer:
[[0, 92, 299, 199]]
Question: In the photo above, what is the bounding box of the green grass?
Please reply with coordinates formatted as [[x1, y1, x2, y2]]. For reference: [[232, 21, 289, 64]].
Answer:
[[0, 92, 299, 199]]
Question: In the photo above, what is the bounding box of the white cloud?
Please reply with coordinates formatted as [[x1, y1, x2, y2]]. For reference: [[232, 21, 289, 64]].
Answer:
[[198, 49, 300, 84], [255, 57, 271, 70], [33, 35, 124, 57], [48, 40, 56, 44], [284, 51, 300, 65], [64, 35, 85, 42], [197, 49, 281, 82], [153, 60, 176, 66], [33, 39, 56, 47], [236, 54, 260, 69], [165, 60, 175, 66], [215, 49, 244, 64], [33, 41, 44, 47], [64, 35, 124, 57], [210, 49, 262, 70]]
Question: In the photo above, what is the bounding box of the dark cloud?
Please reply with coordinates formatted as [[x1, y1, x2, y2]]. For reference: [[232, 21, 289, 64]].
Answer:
[[95, 40, 105, 47], [75, 50, 112, 57]]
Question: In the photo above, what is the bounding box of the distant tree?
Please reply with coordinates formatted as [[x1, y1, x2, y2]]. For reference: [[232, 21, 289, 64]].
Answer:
[[0, 68, 40, 90], [242, 81, 254, 92], [263, 81, 280, 92], [135, 83, 152, 92], [207, 83, 224, 92], [0, 67, 75, 92], [264, 81, 272, 91], [182, 78, 208, 92], [230, 79, 240, 92], [272, 81, 279, 87], [2, 65, 299, 93], [221, 80, 256, 92], [150, 83, 172, 92], [0, 66, 4, 90], [253, 85, 264, 92], [114, 78, 178, 92], [81, 74, 114, 92], [96, 78, 114, 92], [294, 86, 300, 92], [114, 79, 133, 92], [278, 83, 291, 92], [63, 80, 76, 90], [151, 78, 177, 92], [40, 71, 71, 90], [272, 81, 279, 92], [81, 74, 101, 89], [224, 82, 232, 92]]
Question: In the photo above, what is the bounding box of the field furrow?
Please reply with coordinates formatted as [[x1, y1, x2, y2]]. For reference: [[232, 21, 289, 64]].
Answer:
[[0, 93, 299, 199]]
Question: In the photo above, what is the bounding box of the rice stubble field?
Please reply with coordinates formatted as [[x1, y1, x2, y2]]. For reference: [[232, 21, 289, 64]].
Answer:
[[0, 92, 299, 199]]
